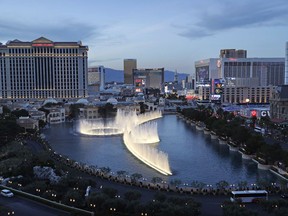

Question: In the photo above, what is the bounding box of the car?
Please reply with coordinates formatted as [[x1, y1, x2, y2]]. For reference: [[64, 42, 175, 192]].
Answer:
[[1, 189, 14, 197], [281, 193, 288, 199]]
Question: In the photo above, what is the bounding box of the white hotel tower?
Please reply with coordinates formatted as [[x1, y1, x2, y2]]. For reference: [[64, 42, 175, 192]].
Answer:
[[0, 37, 88, 101]]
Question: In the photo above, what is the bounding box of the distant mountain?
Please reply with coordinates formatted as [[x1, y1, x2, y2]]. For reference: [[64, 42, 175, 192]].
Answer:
[[164, 71, 188, 83], [105, 68, 124, 83], [105, 68, 188, 83]]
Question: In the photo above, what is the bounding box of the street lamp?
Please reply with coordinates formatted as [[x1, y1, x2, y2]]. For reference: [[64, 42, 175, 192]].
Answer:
[[90, 203, 96, 208], [110, 207, 116, 212], [207, 184, 212, 190]]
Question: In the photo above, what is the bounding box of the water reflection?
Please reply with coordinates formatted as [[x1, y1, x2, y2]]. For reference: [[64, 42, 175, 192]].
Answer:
[[43, 115, 284, 185]]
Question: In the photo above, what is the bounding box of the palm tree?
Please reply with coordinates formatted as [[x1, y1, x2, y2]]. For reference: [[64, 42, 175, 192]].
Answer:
[[116, 170, 128, 178], [216, 180, 229, 194], [131, 173, 143, 184], [237, 181, 248, 190], [170, 179, 182, 187], [190, 180, 206, 189], [151, 177, 163, 184]]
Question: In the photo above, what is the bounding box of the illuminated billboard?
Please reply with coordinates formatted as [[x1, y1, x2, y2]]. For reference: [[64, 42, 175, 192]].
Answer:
[[196, 66, 209, 84], [212, 79, 224, 94], [210, 78, 224, 103]]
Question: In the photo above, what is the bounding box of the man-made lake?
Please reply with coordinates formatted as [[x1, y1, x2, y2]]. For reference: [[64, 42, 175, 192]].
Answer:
[[43, 114, 282, 186]]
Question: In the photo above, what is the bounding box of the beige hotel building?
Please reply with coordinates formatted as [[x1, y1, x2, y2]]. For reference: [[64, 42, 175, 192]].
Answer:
[[0, 37, 88, 101]]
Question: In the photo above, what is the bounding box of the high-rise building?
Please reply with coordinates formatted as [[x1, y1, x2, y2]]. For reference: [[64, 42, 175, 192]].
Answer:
[[133, 68, 164, 93], [88, 66, 105, 90], [174, 70, 178, 84], [124, 59, 137, 84], [194, 58, 219, 86], [285, 42, 288, 85], [195, 49, 285, 104], [195, 57, 285, 87], [270, 85, 288, 120], [220, 49, 247, 58], [0, 37, 88, 101], [218, 58, 285, 86]]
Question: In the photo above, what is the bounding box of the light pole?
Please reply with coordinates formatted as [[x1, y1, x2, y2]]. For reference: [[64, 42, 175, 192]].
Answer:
[[245, 98, 250, 106]]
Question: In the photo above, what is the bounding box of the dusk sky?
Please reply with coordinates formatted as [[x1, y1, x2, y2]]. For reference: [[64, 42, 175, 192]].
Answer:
[[1, 0, 287, 74]]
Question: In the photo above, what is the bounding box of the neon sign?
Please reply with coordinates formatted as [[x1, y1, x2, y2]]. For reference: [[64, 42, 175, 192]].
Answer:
[[32, 43, 54, 47], [251, 110, 257, 117]]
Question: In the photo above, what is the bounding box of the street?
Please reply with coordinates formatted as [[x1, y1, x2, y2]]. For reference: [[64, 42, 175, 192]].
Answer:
[[0, 194, 70, 216]]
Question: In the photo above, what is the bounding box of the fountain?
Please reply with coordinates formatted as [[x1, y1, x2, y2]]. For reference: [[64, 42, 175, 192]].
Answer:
[[76, 118, 123, 136], [130, 122, 160, 144], [76, 109, 172, 175]]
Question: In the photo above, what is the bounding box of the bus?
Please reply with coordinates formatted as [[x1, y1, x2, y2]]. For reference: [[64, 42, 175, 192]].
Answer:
[[230, 190, 268, 203]]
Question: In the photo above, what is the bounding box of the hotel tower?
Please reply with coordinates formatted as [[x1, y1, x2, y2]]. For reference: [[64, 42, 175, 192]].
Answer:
[[0, 37, 88, 101]]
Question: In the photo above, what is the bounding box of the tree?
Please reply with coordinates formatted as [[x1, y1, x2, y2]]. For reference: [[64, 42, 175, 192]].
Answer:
[[62, 189, 85, 208], [68, 104, 85, 119], [86, 193, 109, 212], [274, 207, 288, 216], [102, 197, 128, 214], [139, 102, 146, 114], [250, 115, 257, 128], [131, 173, 143, 183], [237, 181, 248, 190], [124, 191, 142, 201], [98, 103, 116, 118], [154, 192, 167, 202], [22, 180, 47, 196], [170, 179, 182, 187], [216, 107, 224, 118], [0, 118, 23, 145], [222, 204, 258, 216], [11, 109, 29, 118], [245, 134, 264, 155], [99, 166, 111, 175], [38, 119, 47, 129], [151, 176, 163, 184], [216, 180, 229, 190], [190, 181, 206, 189], [38, 107, 50, 117], [102, 187, 118, 198], [116, 170, 128, 178], [1, 105, 11, 115]]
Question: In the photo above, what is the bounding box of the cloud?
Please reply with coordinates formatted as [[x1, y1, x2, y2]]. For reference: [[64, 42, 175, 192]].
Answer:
[[178, 0, 288, 39], [0, 18, 101, 43]]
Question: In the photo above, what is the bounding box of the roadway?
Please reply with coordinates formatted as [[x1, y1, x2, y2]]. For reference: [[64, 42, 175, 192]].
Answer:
[[0, 194, 70, 216]]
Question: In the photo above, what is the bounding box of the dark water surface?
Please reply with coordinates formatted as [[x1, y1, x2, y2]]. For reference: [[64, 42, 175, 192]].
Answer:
[[43, 114, 281, 185]]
